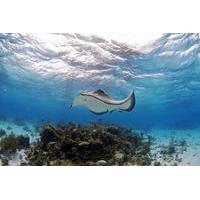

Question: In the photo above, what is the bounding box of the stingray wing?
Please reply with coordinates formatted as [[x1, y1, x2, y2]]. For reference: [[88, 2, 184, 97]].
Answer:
[[91, 89, 112, 100]]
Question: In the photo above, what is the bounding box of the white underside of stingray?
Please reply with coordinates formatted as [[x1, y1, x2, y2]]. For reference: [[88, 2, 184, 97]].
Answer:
[[71, 89, 135, 114]]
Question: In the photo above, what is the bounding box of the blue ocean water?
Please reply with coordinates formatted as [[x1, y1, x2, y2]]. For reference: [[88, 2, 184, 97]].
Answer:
[[0, 33, 199, 132]]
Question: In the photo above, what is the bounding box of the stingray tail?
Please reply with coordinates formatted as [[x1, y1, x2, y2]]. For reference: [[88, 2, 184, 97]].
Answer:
[[124, 88, 136, 112]]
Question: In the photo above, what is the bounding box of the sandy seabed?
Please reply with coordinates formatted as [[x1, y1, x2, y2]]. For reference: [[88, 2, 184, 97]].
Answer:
[[150, 128, 200, 165]]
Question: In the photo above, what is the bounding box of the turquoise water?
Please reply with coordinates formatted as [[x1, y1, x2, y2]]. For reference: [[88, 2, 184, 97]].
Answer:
[[0, 33, 200, 131]]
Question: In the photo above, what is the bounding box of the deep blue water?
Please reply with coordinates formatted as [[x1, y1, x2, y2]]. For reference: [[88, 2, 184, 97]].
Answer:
[[0, 33, 200, 132]]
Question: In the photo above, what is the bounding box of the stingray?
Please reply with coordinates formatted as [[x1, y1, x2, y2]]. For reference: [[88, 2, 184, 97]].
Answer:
[[70, 89, 135, 114]]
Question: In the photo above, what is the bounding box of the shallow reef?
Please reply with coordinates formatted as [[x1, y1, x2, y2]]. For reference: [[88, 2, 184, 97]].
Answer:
[[26, 122, 152, 166], [0, 133, 30, 153], [0, 122, 191, 166], [0, 132, 30, 165]]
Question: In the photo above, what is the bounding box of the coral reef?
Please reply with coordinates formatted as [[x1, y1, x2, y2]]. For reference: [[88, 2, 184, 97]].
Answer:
[[26, 122, 152, 166], [0, 129, 30, 166], [0, 133, 30, 153], [0, 128, 6, 137], [0, 122, 191, 166]]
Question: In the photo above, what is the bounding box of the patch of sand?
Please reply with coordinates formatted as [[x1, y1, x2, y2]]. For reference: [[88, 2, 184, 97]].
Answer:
[[149, 129, 200, 166], [0, 119, 39, 142]]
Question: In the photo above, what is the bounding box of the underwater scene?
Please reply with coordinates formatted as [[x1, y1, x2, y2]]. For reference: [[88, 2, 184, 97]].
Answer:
[[0, 33, 199, 166]]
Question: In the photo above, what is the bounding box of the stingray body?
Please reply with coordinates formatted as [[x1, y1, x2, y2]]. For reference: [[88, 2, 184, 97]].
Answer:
[[71, 89, 135, 114]]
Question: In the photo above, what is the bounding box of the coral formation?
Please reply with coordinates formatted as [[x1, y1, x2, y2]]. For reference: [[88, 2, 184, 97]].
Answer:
[[0, 122, 190, 166], [26, 122, 152, 166], [0, 128, 6, 137], [0, 133, 30, 153]]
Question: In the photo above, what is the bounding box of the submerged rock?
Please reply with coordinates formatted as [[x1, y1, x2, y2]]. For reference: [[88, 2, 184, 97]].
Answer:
[[153, 161, 161, 166], [0, 155, 9, 166], [114, 152, 125, 164], [78, 141, 90, 147], [20, 160, 28, 166], [96, 160, 107, 166]]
